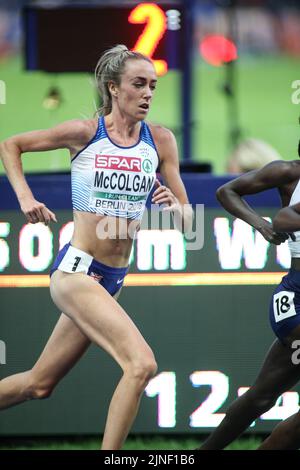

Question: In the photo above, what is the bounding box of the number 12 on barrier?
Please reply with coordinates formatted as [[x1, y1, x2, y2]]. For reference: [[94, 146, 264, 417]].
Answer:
[[145, 371, 299, 428]]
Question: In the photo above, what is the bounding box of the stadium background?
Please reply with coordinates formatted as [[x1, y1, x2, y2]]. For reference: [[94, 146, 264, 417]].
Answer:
[[0, 0, 300, 450]]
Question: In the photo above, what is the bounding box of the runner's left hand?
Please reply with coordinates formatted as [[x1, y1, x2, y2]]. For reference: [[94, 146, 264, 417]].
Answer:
[[152, 179, 179, 212]]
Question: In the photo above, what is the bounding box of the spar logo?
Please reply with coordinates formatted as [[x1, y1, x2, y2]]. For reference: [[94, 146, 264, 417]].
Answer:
[[95, 155, 141, 172]]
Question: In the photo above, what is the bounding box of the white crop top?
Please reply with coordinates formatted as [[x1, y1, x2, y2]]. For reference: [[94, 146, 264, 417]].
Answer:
[[288, 179, 300, 257], [71, 116, 159, 220]]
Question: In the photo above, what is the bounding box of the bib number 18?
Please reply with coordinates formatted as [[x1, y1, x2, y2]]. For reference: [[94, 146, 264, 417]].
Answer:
[[273, 290, 297, 323]]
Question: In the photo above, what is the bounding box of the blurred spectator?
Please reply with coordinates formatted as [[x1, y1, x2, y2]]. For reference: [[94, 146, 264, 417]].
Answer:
[[0, 8, 20, 58], [226, 138, 282, 173]]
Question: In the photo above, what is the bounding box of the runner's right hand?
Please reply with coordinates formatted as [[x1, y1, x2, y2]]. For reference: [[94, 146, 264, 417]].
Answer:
[[258, 220, 294, 244], [19, 196, 57, 225]]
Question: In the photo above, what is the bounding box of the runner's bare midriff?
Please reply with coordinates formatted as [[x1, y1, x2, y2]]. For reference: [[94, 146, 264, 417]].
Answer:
[[71, 210, 140, 267]]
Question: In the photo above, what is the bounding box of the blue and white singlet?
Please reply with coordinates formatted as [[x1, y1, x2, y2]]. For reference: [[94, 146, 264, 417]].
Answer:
[[288, 179, 300, 258], [71, 116, 159, 220]]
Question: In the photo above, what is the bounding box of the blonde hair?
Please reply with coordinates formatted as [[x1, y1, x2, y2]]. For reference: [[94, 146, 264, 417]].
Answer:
[[95, 44, 153, 116], [227, 138, 282, 173]]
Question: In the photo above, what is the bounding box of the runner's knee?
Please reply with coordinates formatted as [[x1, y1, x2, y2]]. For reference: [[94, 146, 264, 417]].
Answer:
[[25, 370, 56, 400], [247, 388, 278, 413], [126, 353, 158, 388]]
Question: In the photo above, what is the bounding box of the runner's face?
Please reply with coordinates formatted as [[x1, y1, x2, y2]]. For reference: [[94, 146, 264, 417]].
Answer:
[[114, 59, 157, 119]]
